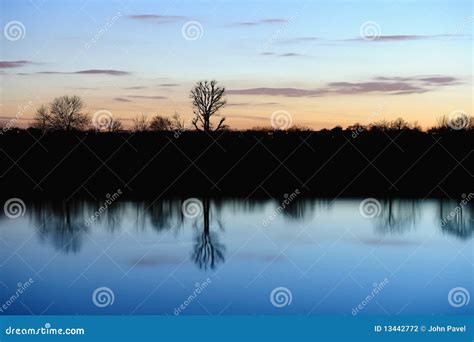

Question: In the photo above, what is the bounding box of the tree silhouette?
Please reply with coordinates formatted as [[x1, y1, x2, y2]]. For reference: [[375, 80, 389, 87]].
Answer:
[[149, 115, 172, 131], [190, 80, 227, 132], [171, 112, 186, 131], [33, 95, 90, 131], [132, 114, 149, 132], [33, 105, 50, 132], [106, 117, 123, 132]]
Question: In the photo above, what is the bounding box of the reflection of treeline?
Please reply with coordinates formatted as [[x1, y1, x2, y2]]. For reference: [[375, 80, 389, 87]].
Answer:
[[1, 198, 471, 259]]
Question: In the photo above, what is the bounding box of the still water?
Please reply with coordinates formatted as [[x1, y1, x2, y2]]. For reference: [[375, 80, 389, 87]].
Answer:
[[0, 198, 472, 315]]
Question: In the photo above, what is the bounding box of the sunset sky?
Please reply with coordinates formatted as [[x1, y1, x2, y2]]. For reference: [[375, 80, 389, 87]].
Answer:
[[1, 0, 472, 130]]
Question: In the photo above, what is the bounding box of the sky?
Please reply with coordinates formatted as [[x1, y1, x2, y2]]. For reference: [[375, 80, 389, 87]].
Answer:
[[0, 0, 472, 130]]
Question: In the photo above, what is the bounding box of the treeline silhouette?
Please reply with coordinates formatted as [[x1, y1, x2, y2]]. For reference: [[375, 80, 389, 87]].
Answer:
[[0, 92, 472, 198], [1, 126, 472, 198]]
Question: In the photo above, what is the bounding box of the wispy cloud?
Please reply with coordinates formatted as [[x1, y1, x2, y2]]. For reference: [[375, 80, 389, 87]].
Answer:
[[227, 87, 320, 97], [227, 75, 461, 97], [279, 34, 467, 45], [345, 34, 466, 42], [127, 14, 187, 23], [114, 97, 132, 102], [226, 102, 279, 107], [229, 18, 288, 27], [225, 114, 274, 122], [159, 83, 180, 87], [123, 86, 147, 90], [260, 52, 306, 57], [0, 60, 34, 69], [36, 69, 130, 76]]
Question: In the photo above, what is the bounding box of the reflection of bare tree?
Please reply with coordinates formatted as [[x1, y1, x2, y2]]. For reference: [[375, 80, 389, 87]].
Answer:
[[147, 200, 184, 233], [31, 201, 88, 253], [375, 199, 420, 234], [439, 200, 473, 240], [101, 201, 123, 232], [281, 197, 327, 221], [191, 198, 225, 270]]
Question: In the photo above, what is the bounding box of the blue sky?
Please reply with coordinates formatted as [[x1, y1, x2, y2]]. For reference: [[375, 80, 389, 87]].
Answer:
[[1, 0, 472, 129]]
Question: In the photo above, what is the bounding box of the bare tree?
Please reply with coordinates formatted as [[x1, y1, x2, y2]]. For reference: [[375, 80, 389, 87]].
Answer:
[[149, 115, 172, 131], [107, 117, 123, 132], [171, 112, 186, 131], [32, 105, 50, 132], [190, 80, 227, 131], [132, 114, 149, 132], [48, 95, 90, 131], [389, 118, 410, 130]]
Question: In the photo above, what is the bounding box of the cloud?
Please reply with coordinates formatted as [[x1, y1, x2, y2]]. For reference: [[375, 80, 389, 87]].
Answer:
[[75, 69, 130, 76], [260, 52, 306, 57], [229, 18, 288, 27], [37, 69, 130, 76], [227, 75, 461, 97], [417, 76, 459, 85], [127, 14, 186, 23], [261, 19, 288, 24], [374, 75, 460, 86], [159, 83, 180, 87], [226, 102, 278, 107], [123, 86, 147, 89], [114, 97, 132, 102], [345, 34, 465, 42], [279, 34, 467, 45], [226, 114, 274, 121], [0, 60, 33, 69], [280, 53, 305, 57], [326, 81, 427, 95], [227, 88, 321, 97]]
